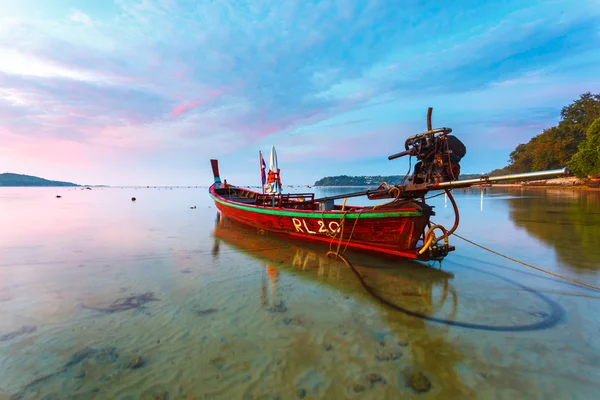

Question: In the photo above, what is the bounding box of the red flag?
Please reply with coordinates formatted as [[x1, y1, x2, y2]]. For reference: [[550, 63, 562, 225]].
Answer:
[[259, 151, 267, 185]]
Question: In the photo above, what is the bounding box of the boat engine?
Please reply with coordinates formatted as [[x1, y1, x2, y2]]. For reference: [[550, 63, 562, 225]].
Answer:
[[406, 129, 466, 184], [388, 109, 466, 185]]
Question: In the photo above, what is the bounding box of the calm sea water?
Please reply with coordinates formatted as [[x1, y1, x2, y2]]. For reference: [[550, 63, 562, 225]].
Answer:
[[0, 186, 599, 399]]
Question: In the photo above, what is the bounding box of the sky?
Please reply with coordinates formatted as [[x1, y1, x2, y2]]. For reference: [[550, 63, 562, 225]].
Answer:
[[1, 0, 599, 186]]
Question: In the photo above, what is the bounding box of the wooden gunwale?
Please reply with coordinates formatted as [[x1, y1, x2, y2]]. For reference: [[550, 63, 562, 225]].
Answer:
[[209, 184, 425, 219]]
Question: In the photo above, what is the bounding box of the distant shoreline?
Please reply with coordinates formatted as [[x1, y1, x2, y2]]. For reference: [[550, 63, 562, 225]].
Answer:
[[0, 173, 79, 187]]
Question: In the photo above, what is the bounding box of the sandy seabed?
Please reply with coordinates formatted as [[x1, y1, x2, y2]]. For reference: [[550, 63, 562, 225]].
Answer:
[[1, 187, 599, 399]]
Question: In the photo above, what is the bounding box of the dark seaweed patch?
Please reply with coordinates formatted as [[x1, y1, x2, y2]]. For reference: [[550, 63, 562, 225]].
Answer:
[[11, 346, 141, 399], [0, 325, 37, 342], [81, 292, 160, 313], [194, 308, 218, 316], [64, 347, 98, 368]]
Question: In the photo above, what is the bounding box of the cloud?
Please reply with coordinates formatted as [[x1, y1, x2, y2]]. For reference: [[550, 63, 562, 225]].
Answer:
[[0, 0, 599, 184], [68, 9, 93, 25], [170, 100, 201, 117], [0, 47, 108, 82]]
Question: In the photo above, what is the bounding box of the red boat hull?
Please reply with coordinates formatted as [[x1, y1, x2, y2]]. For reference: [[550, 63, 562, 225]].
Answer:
[[209, 183, 439, 260]]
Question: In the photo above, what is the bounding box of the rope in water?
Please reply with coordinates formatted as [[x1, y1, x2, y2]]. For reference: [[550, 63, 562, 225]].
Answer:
[[452, 233, 600, 292], [325, 250, 563, 331]]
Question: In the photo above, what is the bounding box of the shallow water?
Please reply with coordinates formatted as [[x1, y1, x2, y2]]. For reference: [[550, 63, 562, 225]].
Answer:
[[0, 186, 599, 399]]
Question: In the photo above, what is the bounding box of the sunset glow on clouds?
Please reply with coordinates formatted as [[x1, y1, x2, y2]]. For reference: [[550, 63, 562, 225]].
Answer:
[[1, 0, 599, 185]]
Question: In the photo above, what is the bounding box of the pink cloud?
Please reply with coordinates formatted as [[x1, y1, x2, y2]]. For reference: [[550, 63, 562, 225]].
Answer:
[[169, 90, 225, 117], [249, 109, 322, 139], [170, 100, 202, 116], [0, 130, 94, 169], [0, 121, 155, 171], [278, 126, 405, 162], [173, 69, 189, 81], [63, 107, 94, 118], [241, 89, 379, 142]]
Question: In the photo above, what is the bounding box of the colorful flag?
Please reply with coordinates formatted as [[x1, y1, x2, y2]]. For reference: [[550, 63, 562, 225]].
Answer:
[[266, 145, 281, 195], [259, 151, 267, 185]]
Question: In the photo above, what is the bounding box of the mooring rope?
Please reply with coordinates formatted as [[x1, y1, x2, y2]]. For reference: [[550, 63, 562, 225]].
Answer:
[[325, 251, 563, 331], [342, 208, 364, 254], [452, 233, 600, 292]]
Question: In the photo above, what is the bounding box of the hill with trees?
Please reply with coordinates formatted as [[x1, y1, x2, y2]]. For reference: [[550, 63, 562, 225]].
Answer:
[[490, 92, 600, 178], [0, 173, 79, 187]]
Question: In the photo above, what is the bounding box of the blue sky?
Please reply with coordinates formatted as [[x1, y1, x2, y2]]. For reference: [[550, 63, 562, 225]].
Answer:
[[1, 0, 599, 186]]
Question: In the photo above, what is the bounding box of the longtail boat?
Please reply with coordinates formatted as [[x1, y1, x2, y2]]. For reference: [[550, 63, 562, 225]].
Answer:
[[209, 108, 568, 262]]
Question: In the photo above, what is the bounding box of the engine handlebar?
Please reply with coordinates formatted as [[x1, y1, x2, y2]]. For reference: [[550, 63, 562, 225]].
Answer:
[[388, 149, 415, 160]]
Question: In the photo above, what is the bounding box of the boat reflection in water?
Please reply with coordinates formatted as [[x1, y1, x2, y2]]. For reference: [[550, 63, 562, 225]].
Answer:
[[212, 212, 458, 322]]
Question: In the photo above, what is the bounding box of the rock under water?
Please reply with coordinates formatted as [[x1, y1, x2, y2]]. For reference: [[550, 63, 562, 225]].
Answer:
[[81, 292, 160, 313], [0, 325, 37, 342]]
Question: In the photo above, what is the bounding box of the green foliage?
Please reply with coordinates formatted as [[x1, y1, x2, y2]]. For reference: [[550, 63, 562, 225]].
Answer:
[[567, 118, 600, 177], [561, 92, 600, 129], [494, 92, 600, 175], [0, 173, 79, 187]]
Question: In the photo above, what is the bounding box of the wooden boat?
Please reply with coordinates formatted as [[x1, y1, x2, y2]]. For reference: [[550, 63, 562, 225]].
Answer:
[[209, 108, 568, 262], [209, 178, 434, 260]]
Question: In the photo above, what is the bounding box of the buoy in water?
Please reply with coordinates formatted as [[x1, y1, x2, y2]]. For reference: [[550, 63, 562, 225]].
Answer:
[[131, 197, 136, 201]]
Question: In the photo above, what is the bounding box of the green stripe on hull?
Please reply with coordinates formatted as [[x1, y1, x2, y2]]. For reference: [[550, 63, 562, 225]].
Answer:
[[210, 194, 423, 218]]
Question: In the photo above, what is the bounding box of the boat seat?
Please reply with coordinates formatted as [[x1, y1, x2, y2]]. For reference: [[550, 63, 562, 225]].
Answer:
[[230, 197, 255, 204], [318, 199, 335, 211]]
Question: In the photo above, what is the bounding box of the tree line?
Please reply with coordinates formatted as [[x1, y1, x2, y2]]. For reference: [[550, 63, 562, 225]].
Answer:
[[490, 92, 600, 178]]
